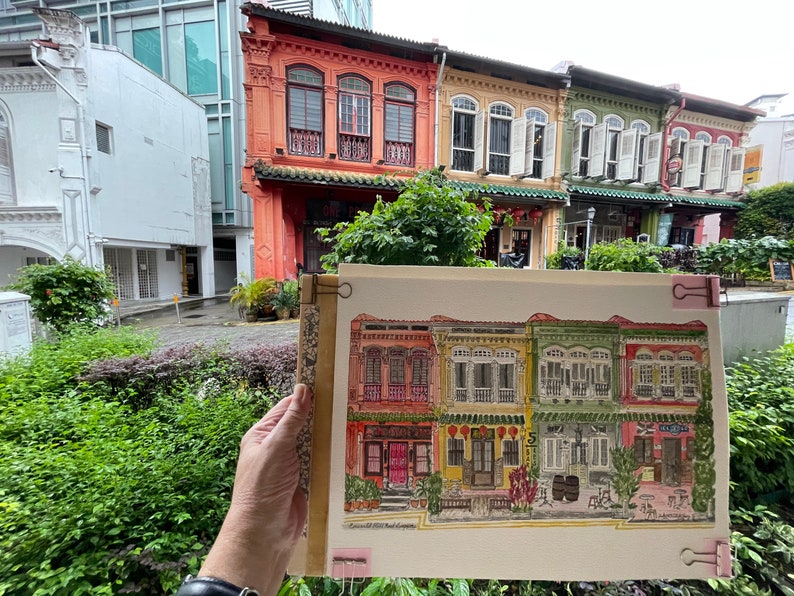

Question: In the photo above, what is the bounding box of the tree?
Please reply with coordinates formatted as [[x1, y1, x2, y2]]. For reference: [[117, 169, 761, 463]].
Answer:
[[734, 182, 794, 240], [610, 445, 640, 518], [6, 257, 116, 332], [318, 168, 494, 272]]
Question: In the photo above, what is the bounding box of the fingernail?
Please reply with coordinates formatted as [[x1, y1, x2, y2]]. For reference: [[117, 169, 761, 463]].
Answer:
[[294, 384, 312, 410]]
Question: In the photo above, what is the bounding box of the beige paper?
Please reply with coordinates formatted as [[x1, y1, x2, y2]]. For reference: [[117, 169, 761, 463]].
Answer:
[[326, 264, 729, 581]]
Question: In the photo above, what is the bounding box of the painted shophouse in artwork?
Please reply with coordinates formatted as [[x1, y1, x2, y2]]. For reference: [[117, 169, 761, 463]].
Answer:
[[343, 313, 713, 527]]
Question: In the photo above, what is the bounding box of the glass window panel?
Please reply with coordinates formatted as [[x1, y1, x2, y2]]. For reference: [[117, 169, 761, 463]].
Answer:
[[207, 119, 224, 207], [489, 117, 510, 154], [132, 27, 162, 76], [218, 0, 230, 99], [115, 29, 132, 54], [453, 110, 474, 150], [185, 21, 218, 96], [167, 23, 187, 92], [452, 97, 476, 111], [289, 68, 322, 86], [222, 117, 234, 210], [385, 103, 413, 142]]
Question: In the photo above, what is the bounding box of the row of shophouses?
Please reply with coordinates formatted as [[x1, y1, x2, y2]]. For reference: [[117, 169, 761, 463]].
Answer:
[[343, 313, 713, 519], [241, 4, 763, 280]]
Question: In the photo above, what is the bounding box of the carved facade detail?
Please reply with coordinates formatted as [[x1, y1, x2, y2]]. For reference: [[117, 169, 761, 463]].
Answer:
[[0, 69, 56, 93]]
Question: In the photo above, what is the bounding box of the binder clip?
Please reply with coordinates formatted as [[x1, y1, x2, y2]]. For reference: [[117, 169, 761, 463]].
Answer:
[[680, 540, 733, 578], [302, 274, 353, 304], [331, 548, 370, 594], [672, 275, 722, 309]]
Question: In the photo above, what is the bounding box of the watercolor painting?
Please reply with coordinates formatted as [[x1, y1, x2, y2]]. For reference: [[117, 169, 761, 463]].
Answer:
[[342, 313, 715, 528]]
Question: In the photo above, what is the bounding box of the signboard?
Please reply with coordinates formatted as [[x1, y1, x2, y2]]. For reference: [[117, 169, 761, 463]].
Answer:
[[769, 259, 793, 281], [666, 155, 683, 175], [743, 145, 763, 185]]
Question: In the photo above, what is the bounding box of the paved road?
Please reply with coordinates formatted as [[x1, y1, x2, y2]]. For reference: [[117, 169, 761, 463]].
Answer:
[[127, 299, 299, 349]]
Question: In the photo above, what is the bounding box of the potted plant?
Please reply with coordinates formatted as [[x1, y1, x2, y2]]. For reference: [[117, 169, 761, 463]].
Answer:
[[229, 274, 277, 322], [351, 475, 364, 510], [366, 480, 382, 510], [344, 474, 356, 512], [282, 279, 301, 318], [425, 472, 443, 515], [270, 280, 300, 320], [414, 477, 430, 508]]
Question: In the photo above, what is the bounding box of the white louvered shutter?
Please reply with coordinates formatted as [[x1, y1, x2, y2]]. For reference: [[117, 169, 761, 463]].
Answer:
[[617, 128, 638, 181], [725, 147, 746, 193], [509, 117, 527, 176], [642, 132, 663, 184], [703, 144, 727, 191], [473, 110, 485, 172], [588, 123, 607, 179], [571, 120, 582, 176], [681, 139, 704, 189], [542, 121, 557, 180]]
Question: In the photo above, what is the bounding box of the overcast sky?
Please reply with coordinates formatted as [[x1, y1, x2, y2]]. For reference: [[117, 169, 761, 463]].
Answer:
[[372, 0, 793, 109]]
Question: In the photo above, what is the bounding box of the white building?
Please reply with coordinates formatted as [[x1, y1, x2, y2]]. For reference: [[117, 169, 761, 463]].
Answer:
[[0, 9, 214, 301], [745, 93, 794, 188], [0, 0, 372, 293]]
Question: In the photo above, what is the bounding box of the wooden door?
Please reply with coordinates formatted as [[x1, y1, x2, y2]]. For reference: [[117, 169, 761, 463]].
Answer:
[[388, 442, 408, 486], [472, 439, 494, 486], [662, 438, 682, 485]]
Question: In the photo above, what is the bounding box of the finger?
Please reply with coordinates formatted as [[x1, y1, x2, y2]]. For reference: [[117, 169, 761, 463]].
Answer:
[[241, 394, 294, 445], [271, 384, 312, 447], [289, 486, 309, 541]]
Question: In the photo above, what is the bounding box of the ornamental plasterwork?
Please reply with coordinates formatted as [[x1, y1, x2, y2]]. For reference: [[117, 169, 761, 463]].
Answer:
[[570, 91, 662, 118], [0, 207, 62, 223], [444, 71, 560, 105], [0, 69, 56, 93], [675, 111, 747, 134], [36, 9, 84, 47], [275, 40, 431, 78], [240, 34, 275, 62], [247, 65, 271, 86]]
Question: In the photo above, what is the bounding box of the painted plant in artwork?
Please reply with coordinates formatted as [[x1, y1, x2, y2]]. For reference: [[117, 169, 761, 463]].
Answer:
[[342, 313, 715, 528]]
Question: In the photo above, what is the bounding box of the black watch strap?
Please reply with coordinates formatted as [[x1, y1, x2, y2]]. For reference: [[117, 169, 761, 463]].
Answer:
[[176, 575, 259, 596]]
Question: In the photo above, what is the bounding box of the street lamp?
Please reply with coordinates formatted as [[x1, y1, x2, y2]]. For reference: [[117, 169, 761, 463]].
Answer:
[[584, 207, 596, 267]]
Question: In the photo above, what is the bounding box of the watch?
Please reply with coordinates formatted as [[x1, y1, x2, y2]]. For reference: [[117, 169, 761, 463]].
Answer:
[[176, 575, 259, 596]]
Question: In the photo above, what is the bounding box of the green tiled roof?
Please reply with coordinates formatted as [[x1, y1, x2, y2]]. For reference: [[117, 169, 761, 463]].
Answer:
[[569, 184, 745, 209], [533, 411, 696, 424], [347, 411, 435, 423], [438, 413, 525, 425], [253, 163, 567, 201]]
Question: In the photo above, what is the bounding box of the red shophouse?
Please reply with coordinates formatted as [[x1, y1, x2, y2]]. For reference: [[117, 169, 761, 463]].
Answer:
[[240, 5, 437, 279]]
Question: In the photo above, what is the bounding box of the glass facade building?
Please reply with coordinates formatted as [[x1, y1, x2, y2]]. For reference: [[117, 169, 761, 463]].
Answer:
[[0, 0, 371, 287]]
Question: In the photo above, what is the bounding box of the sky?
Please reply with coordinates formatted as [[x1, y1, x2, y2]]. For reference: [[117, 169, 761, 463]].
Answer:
[[372, 0, 794, 110]]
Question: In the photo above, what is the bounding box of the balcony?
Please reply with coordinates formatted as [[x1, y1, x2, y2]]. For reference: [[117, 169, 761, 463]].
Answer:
[[384, 141, 413, 166], [288, 128, 323, 157], [338, 133, 370, 162], [388, 384, 406, 402], [363, 384, 381, 402], [497, 388, 515, 403], [455, 388, 467, 402], [411, 385, 428, 402], [544, 379, 563, 397], [473, 387, 492, 402]]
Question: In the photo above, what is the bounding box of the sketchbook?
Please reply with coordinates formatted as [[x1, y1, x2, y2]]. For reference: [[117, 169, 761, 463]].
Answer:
[[291, 264, 730, 582]]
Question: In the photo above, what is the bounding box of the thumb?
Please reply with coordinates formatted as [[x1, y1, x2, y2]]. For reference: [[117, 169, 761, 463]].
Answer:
[[272, 384, 312, 445]]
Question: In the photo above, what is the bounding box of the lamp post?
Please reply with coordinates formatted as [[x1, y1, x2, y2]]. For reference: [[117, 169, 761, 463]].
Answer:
[[584, 207, 596, 268]]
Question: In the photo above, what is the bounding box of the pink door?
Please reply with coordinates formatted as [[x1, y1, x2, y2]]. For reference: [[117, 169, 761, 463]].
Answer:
[[389, 442, 408, 486]]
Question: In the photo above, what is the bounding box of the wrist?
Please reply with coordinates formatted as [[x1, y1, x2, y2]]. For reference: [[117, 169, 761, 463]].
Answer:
[[176, 575, 258, 595]]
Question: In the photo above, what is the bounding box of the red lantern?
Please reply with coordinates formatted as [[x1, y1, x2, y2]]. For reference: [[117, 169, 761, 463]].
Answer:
[[511, 208, 525, 220], [497, 426, 506, 439], [508, 426, 518, 439], [460, 425, 470, 440], [479, 425, 488, 438], [448, 424, 458, 438], [528, 207, 543, 223]]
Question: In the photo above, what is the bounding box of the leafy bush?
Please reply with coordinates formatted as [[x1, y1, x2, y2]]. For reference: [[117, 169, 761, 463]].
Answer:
[[5, 257, 116, 332], [0, 329, 288, 595], [585, 238, 671, 272], [735, 182, 794, 241], [318, 168, 494, 271], [545, 244, 583, 269], [696, 236, 794, 281], [79, 342, 297, 409]]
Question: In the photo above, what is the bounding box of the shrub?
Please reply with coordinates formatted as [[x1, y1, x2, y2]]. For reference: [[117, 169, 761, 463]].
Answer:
[[6, 257, 116, 332], [696, 236, 794, 281], [318, 168, 494, 271], [585, 238, 671, 272], [545, 244, 583, 269]]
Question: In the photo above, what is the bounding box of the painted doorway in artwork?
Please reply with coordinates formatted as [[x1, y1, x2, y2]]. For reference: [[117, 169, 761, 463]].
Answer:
[[389, 442, 408, 486], [472, 438, 494, 487], [662, 438, 682, 485]]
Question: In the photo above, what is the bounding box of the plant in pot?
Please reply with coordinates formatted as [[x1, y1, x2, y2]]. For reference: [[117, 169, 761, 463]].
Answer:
[[270, 281, 300, 320], [414, 476, 430, 508], [282, 279, 301, 318], [344, 474, 356, 512], [365, 480, 382, 510], [425, 471, 443, 515], [229, 274, 277, 322], [351, 475, 364, 510]]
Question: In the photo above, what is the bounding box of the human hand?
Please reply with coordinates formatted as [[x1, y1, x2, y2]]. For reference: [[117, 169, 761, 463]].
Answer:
[[198, 384, 313, 595]]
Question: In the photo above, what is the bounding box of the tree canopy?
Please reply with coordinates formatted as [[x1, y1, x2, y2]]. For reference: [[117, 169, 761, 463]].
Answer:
[[734, 182, 794, 240], [318, 169, 494, 272]]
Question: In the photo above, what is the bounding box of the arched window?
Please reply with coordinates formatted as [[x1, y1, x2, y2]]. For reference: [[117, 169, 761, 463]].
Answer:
[[631, 120, 651, 183], [388, 348, 407, 401], [717, 135, 733, 147], [525, 108, 549, 179], [541, 347, 565, 398], [631, 120, 651, 134], [411, 348, 429, 402], [572, 110, 596, 176], [0, 109, 14, 204], [671, 127, 689, 140], [384, 83, 415, 166], [363, 348, 382, 401], [451, 95, 478, 172], [286, 66, 324, 157], [488, 102, 514, 175], [695, 131, 712, 144], [338, 75, 371, 162], [604, 115, 624, 180]]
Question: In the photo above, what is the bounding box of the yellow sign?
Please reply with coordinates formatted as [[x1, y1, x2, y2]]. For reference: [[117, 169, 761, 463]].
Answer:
[[743, 145, 763, 185], [173, 294, 179, 303], [641, 467, 655, 482]]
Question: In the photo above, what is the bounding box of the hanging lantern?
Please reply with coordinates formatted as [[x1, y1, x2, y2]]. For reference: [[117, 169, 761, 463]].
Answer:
[[479, 425, 488, 439], [460, 425, 470, 440], [448, 424, 458, 438], [497, 426, 506, 439], [528, 207, 543, 224], [508, 426, 518, 439], [511, 208, 525, 221]]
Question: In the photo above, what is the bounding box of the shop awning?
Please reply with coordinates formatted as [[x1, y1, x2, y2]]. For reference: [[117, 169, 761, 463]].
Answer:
[[438, 413, 525, 425], [533, 411, 696, 424], [569, 184, 745, 210]]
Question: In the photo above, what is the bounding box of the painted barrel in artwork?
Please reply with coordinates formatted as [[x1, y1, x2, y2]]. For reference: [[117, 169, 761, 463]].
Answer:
[[564, 475, 580, 502], [551, 475, 565, 501]]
